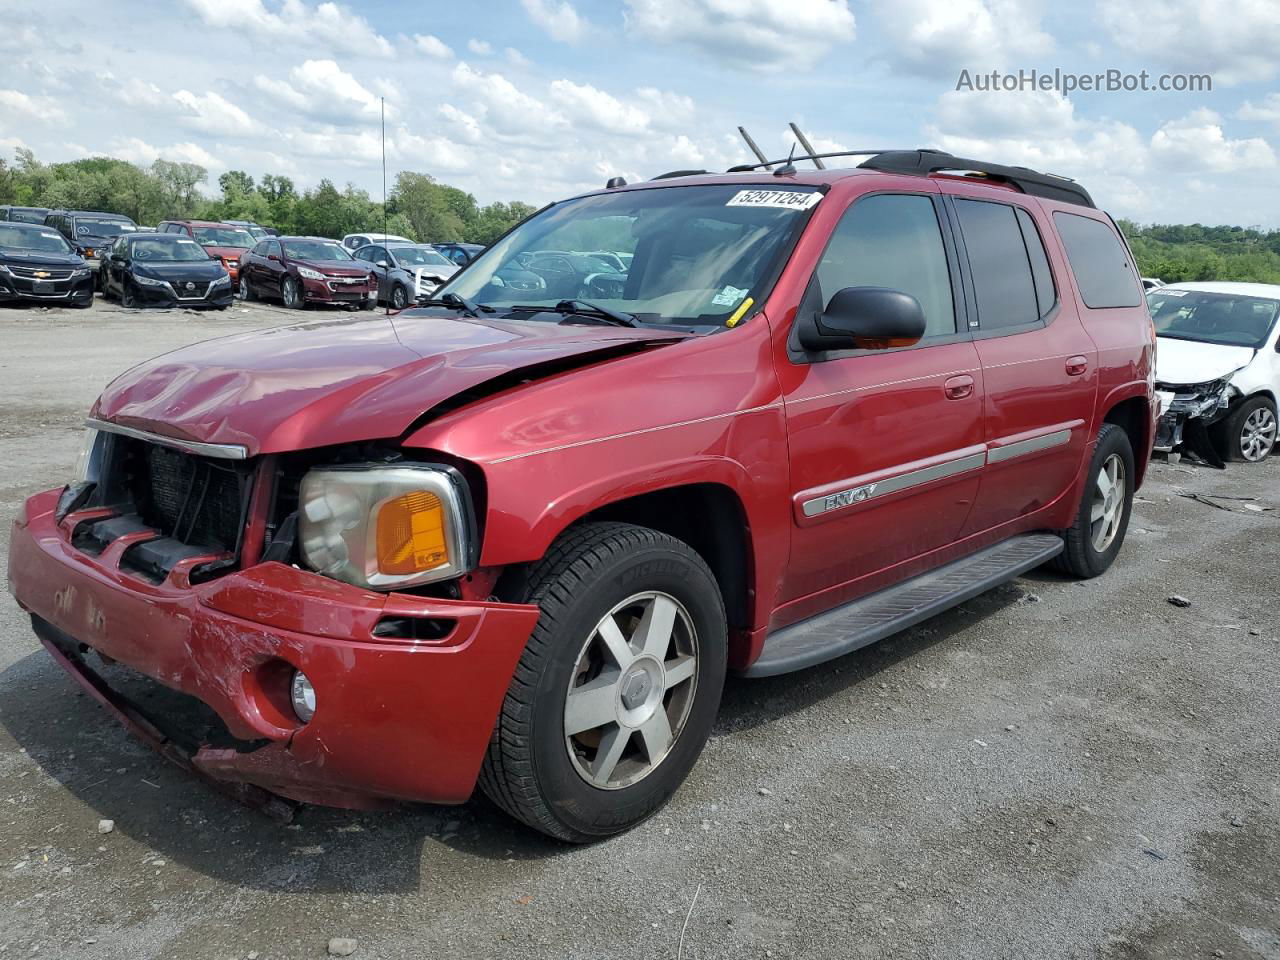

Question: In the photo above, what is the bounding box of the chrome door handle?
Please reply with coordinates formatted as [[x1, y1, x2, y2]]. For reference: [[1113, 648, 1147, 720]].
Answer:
[[944, 374, 975, 400], [1066, 356, 1089, 376]]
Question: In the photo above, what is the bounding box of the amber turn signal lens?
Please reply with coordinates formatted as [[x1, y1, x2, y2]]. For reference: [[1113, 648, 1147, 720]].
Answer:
[[375, 491, 450, 575]]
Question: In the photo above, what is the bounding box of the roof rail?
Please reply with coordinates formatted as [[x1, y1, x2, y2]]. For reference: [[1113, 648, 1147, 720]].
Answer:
[[722, 148, 1095, 208], [651, 169, 709, 180], [858, 149, 1094, 208]]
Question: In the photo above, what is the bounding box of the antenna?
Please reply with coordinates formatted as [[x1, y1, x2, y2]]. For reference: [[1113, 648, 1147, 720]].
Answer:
[[788, 123, 825, 169], [381, 96, 388, 317]]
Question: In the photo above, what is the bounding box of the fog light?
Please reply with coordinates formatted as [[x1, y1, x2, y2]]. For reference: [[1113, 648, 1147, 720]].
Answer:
[[290, 670, 316, 723]]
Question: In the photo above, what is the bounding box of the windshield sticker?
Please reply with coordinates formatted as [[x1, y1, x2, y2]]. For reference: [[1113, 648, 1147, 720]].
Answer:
[[40, 232, 59, 240], [712, 284, 749, 307], [1157, 290, 1187, 296], [726, 189, 822, 211], [177, 239, 199, 245]]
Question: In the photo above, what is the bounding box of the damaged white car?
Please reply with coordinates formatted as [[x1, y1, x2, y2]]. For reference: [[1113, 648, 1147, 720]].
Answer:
[[1151, 282, 1280, 466]]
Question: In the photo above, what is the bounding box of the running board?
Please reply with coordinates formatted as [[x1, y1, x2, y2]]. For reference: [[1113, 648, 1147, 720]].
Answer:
[[742, 533, 1064, 678]]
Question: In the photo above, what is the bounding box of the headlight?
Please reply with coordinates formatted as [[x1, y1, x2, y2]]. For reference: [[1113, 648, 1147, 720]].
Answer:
[[71, 267, 91, 278], [297, 267, 324, 281], [74, 428, 104, 481], [210, 273, 231, 288], [298, 463, 475, 590], [133, 274, 167, 287]]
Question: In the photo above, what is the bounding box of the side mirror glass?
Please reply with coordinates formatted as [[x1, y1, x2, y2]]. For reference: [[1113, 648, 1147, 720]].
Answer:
[[798, 286, 927, 352], [376, 260, 389, 268], [267, 254, 280, 263]]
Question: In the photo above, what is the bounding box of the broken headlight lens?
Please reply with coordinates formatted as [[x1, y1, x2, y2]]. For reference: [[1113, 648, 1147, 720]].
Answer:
[[298, 464, 474, 591], [74, 428, 104, 482]]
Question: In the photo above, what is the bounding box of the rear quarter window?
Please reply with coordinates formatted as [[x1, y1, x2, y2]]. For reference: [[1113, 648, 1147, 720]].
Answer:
[[1052, 212, 1142, 309]]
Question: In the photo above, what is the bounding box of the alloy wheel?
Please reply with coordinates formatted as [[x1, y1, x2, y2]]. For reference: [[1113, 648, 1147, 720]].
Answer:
[[1090, 453, 1126, 552], [238, 275, 249, 300], [1240, 406, 1277, 461], [392, 285, 407, 309], [282, 277, 299, 307], [563, 591, 699, 790]]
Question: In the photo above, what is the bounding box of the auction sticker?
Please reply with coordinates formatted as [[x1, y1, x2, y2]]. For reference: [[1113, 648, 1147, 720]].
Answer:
[[726, 189, 822, 211]]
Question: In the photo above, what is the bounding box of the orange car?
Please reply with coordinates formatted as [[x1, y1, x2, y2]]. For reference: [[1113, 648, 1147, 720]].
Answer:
[[157, 220, 258, 283]]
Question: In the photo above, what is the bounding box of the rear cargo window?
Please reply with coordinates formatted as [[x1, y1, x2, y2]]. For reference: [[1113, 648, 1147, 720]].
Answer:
[[954, 199, 1039, 330], [1052, 212, 1142, 309]]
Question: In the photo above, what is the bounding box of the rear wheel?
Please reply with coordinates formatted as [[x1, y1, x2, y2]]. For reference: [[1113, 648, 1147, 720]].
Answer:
[[281, 276, 304, 309], [1052, 423, 1134, 578], [1215, 395, 1277, 463], [479, 522, 727, 842]]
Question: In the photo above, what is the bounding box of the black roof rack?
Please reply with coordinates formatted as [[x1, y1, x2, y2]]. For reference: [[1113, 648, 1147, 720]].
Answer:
[[651, 169, 709, 180], [722, 148, 1095, 208]]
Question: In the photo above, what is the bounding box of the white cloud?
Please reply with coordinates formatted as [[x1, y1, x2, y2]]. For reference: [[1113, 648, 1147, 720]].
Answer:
[[111, 137, 219, 168], [1239, 93, 1280, 128], [109, 77, 170, 109], [252, 60, 387, 126], [173, 90, 258, 137], [624, 0, 855, 71], [1149, 109, 1276, 172], [451, 62, 562, 137], [871, 0, 1053, 77], [520, 0, 590, 44], [182, 0, 395, 58], [505, 47, 532, 67], [438, 104, 485, 143], [1098, 0, 1280, 85], [549, 80, 652, 135], [636, 88, 695, 129], [468, 38, 494, 55], [413, 34, 453, 59], [0, 89, 67, 125]]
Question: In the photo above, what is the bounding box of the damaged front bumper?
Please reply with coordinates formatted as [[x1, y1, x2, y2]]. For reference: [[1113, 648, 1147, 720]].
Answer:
[[7, 487, 540, 811], [1153, 379, 1234, 466]]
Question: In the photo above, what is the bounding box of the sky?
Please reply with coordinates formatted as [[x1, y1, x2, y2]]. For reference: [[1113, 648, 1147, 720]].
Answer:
[[2, 0, 1279, 226]]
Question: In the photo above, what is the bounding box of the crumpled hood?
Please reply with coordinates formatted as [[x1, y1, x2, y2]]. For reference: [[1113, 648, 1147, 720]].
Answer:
[[91, 311, 685, 455], [1155, 336, 1254, 386]]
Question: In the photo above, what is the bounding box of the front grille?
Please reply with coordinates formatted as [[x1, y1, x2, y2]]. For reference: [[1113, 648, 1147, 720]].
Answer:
[[175, 281, 211, 299], [9, 265, 75, 280], [135, 444, 245, 551]]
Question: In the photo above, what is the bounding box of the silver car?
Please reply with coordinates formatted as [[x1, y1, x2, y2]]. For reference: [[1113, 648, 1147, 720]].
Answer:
[[352, 242, 459, 309]]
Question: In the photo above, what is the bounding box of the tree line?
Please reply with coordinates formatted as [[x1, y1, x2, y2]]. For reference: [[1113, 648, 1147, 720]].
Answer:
[[0, 149, 538, 246], [1117, 220, 1280, 284]]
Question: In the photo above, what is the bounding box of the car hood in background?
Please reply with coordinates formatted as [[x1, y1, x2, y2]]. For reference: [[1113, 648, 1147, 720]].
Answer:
[[1155, 336, 1255, 385], [202, 245, 250, 260], [293, 258, 370, 277], [90, 312, 687, 456], [0, 251, 84, 268]]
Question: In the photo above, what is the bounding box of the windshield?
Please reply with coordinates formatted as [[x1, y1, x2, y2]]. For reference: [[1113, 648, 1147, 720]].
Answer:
[[0, 225, 73, 254], [131, 237, 211, 262], [439, 184, 821, 329], [391, 245, 453, 267], [1148, 289, 1279, 349], [8, 209, 47, 224], [76, 218, 135, 237], [283, 240, 353, 261], [193, 226, 256, 248]]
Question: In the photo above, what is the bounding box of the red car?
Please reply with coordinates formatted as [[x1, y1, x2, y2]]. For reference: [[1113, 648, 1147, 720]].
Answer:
[[157, 220, 257, 285], [8, 150, 1155, 841], [237, 235, 377, 309]]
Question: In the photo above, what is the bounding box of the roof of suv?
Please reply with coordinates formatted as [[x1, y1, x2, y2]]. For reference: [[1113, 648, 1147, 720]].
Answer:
[[50, 210, 135, 220]]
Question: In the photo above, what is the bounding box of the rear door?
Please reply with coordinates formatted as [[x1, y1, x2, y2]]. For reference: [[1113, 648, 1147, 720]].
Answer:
[[944, 189, 1098, 534], [778, 189, 985, 614]]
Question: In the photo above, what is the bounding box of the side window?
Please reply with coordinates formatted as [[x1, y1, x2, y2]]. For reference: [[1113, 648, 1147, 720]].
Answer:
[[267, 240, 282, 258], [1015, 208, 1056, 318], [953, 199, 1039, 331], [370, 246, 388, 264], [815, 193, 956, 339], [1052, 212, 1142, 309]]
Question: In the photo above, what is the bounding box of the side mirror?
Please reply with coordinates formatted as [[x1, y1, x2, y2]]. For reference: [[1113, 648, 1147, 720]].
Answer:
[[267, 254, 281, 263], [376, 260, 389, 268], [798, 286, 927, 352]]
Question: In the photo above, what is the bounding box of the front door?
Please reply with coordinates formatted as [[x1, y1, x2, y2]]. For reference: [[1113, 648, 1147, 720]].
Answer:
[[777, 190, 985, 621]]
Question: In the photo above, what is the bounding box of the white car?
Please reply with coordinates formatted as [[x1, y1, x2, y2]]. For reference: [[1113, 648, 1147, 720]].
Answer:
[[1150, 281, 1280, 464], [341, 232, 412, 252]]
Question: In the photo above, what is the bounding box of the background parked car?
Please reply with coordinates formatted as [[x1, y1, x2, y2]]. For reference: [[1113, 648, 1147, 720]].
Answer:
[[0, 221, 93, 308], [99, 232, 233, 310], [0, 205, 51, 224], [238, 236, 376, 309], [44, 210, 138, 278], [342, 231, 411, 252], [520, 250, 627, 299], [1151, 282, 1280, 464], [224, 219, 270, 240], [1142, 277, 1165, 291], [433, 242, 484, 266], [352, 242, 458, 308], [158, 220, 257, 284]]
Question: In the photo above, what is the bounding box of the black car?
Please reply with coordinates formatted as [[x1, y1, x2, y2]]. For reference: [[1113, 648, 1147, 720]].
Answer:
[[0, 222, 94, 308], [0, 205, 51, 225], [352, 242, 459, 308], [44, 210, 138, 277], [433, 242, 484, 266], [99, 233, 233, 309]]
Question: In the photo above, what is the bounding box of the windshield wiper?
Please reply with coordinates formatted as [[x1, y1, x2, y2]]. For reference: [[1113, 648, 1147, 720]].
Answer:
[[506, 299, 637, 327], [418, 292, 494, 317]]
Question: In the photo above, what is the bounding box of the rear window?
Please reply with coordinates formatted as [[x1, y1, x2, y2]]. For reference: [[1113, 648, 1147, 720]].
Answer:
[[954, 199, 1039, 330], [1052, 213, 1141, 309]]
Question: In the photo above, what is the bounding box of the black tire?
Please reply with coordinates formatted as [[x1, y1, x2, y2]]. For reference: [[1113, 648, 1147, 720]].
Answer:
[[359, 294, 377, 311], [1213, 394, 1277, 463], [1052, 423, 1135, 578], [120, 283, 139, 309], [390, 284, 408, 310], [479, 522, 727, 843], [238, 274, 255, 302], [281, 275, 304, 309], [99, 273, 113, 301]]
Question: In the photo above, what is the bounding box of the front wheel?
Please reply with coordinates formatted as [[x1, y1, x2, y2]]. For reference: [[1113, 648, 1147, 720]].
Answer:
[[390, 284, 408, 310], [120, 282, 139, 309], [1216, 395, 1277, 463], [238, 274, 255, 301], [281, 275, 304, 309], [479, 522, 727, 842], [1052, 423, 1134, 578]]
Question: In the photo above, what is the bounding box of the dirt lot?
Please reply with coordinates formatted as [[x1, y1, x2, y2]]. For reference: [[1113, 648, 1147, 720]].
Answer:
[[0, 298, 1276, 960]]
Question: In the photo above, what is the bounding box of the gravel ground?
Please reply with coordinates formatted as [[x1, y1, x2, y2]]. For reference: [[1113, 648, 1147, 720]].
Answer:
[[0, 298, 1277, 960]]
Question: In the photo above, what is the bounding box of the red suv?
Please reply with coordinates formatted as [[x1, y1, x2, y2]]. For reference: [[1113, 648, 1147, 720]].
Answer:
[[157, 220, 257, 284], [237, 236, 376, 309], [7, 150, 1155, 841]]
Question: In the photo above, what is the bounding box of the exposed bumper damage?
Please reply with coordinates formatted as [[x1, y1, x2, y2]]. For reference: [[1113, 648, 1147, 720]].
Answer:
[[7, 487, 541, 811], [1153, 378, 1235, 468]]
